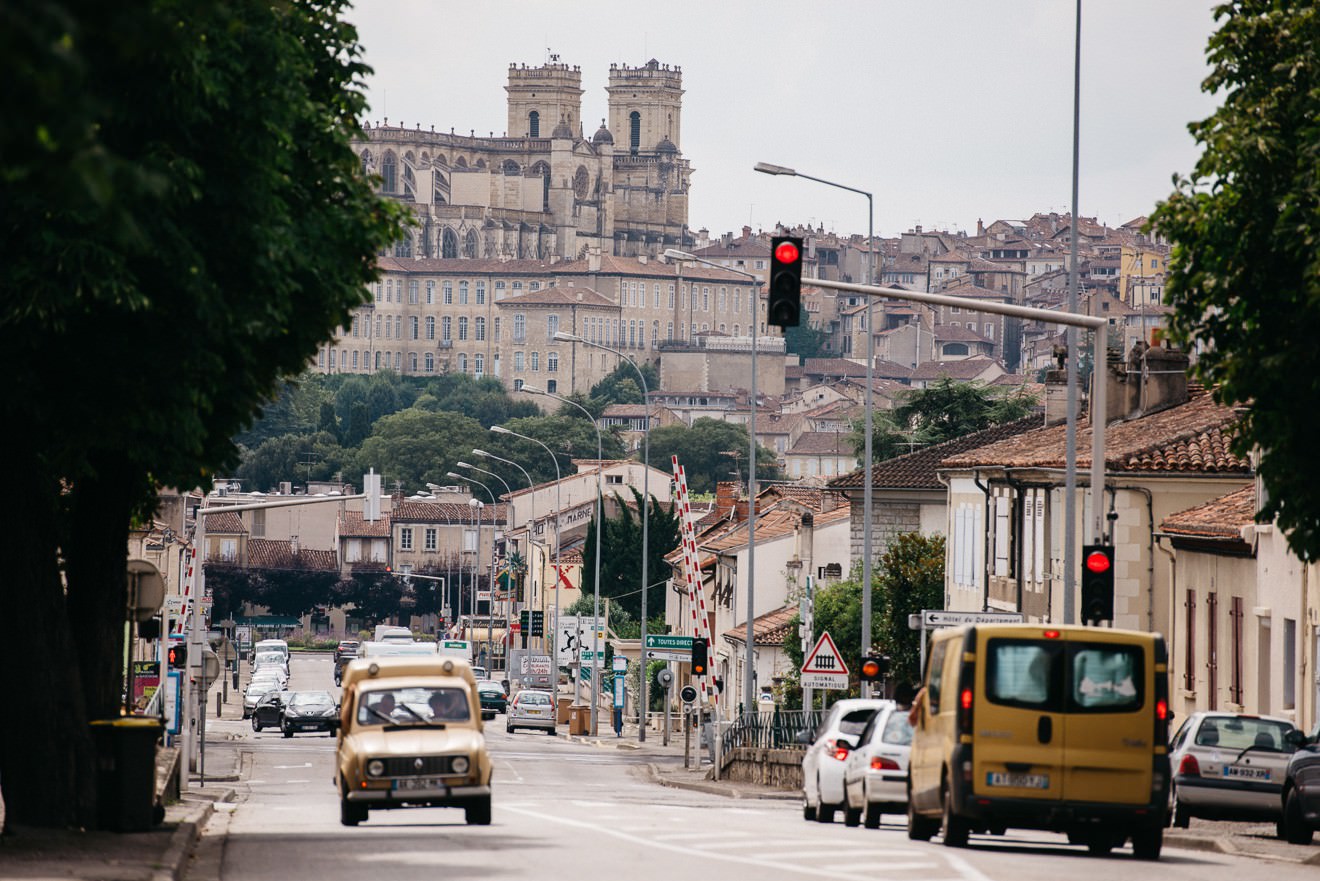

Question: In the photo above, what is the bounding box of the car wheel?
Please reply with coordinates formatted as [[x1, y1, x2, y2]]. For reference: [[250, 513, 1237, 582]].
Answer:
[[907, 791, 937, 841], [814, 777, 835, 823], [1283, 788, 1315, 845], [251, 716, 261, 732], [507, 724, 514, 733], [546, 726, 555, 736], [282, 725, 294, 739], [941, 781, 969, 848], [864, 802, 882, 829], [1087, 834, 1115, 855], [1169, 785, 1190, 828], [844, 805, 862, 827], [1131, 827, 1162, 860], [802, 798, 817, 822], [465, 795, 492, 826]]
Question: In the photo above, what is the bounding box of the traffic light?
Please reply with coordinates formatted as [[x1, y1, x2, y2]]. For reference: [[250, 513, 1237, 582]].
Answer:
[[1081, 544, 1115, 624], [167, 642, 187, 669], [860, 655, 889, 683], [767, 236, 803, 328], [691, 637, 709, 676]]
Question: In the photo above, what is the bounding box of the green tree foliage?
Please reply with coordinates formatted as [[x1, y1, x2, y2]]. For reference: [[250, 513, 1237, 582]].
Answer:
[[850, 378, 1037, 459], [1, 1, 404, 829], [344, 400, 372, 448], [318, 401, 341, 440], [579, 488, 680, 621], [647, 417, 781, 493], [782, 305, 831, 360], [1149, 2, 1320, 560], [414, 373, 540, 426], [352, 409, 486, 493], [875, 533, 945, 687], [236, 431, 348, 492], [485, 414, 627, 486], [589, 360, 660, 407]]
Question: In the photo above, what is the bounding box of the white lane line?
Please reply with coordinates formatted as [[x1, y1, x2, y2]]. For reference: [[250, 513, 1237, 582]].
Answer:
[[653, 830, 758, 841], [828, 864, 938, 873]]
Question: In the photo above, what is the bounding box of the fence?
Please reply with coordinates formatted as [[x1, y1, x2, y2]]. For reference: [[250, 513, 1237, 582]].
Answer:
[[719, 707, 822, 756]]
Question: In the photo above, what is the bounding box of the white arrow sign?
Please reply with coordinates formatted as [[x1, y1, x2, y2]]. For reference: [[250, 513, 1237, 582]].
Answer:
[[801, 630, 849, 690]]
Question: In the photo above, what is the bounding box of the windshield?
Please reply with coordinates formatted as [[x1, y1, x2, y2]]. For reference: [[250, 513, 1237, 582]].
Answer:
[[517, 692, 552, 706], [291, 691, 334, 709], [1195, 716, 1296, 752], [355, 686, 470, 725]]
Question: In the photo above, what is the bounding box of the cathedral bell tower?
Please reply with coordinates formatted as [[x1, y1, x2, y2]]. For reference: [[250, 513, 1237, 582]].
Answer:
[[506, 61, 584, 139]]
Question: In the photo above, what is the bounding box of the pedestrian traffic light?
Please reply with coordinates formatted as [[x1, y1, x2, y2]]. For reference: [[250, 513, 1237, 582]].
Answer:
[[167, 642, 187, 669], [767, 236, 803, 328], [859, 655, 889, 683], [691, 637, 709, 676], [1081, 544, 1115, 624]]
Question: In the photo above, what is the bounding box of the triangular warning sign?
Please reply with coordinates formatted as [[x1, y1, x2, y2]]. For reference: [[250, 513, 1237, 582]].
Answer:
[[802, 631, 849, 675]]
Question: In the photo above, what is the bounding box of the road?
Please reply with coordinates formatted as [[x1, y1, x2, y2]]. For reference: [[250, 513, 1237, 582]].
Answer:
[[184, 653, 1320, 881]]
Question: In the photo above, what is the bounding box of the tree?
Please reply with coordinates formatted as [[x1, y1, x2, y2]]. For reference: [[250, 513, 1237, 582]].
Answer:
[[589, 360, 660, 408], [236, 431, 347, 492], [352, 409, 486, 492], [579, 488, 680, 621], [1149, 2, 1320, 561], [0, 2, 404, 828], [850, 378, 1037, 459], [647, 417, 780, 493], [875, 533, 945, 687], [781, 305, 831, 360]]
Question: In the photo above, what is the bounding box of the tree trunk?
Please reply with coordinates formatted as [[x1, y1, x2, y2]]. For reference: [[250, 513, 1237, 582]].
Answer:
[[0, 463, 97, 830]]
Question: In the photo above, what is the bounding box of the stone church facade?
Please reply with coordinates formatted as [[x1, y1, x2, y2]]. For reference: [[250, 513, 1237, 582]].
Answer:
[[352, 59, 693, 261]]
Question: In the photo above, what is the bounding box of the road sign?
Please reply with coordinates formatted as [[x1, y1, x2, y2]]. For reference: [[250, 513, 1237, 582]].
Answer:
[[921, 610, 1026, 628], [520, 655, 553, 676], [680, 685, 698, 704], [801, 631, 849, 690], [643, 633, 694, 662]]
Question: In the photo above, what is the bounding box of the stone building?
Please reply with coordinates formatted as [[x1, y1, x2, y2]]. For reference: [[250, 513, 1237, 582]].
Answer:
[[352, 59, 693, 261]]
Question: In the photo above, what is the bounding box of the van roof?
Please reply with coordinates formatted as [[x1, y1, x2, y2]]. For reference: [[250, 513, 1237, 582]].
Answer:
[[340, 655, 478, 692], [931, 623, 1159, 643]]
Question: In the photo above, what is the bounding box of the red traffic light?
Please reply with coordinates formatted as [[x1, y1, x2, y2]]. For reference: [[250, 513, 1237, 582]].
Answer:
[[860, 658, 881, 679], [1085, 550, 1112, 574], [773, 240, 800, 264]]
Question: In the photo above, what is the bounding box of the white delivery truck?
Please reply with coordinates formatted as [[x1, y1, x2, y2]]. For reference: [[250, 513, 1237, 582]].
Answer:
[[373, 625, 413, 643]]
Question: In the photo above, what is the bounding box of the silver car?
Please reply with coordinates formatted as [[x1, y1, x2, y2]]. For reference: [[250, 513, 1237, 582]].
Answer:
[[841, 703, 913, 828], [506, 689, 556, 735], [1169, 711, 1299, 831]]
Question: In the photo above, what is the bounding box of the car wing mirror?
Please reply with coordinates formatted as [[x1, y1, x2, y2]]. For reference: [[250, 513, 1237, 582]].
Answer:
[[1284, 729, 1307, 750]]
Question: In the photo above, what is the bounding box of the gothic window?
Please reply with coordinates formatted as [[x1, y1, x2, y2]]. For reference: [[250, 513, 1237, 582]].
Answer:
[[528, 110, 540, 137], [531, 161, 551, 212], [442, 228, 459, 259], [503, 159, 520, 176], [381, 152, 397, 192], [403, 165, 415, 199], [573, 166, 589, 200], [475, 158, 486, 169], [629, 111, 641, 155], [393, 236, 412, 258], [464, 229, 478, 258], [360, 150, 371, 176]]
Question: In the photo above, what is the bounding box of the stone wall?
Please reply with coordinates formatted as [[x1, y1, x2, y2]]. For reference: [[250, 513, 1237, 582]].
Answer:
[[722, 747, 803, 790], [852, 501, 921, 568]]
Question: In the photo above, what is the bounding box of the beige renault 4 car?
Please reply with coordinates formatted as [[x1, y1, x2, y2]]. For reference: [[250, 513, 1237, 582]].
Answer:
[[335, 656, 492, 826]]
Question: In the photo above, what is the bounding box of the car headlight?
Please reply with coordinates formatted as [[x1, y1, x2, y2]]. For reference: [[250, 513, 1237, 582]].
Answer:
[[366, 759, 385, 777], [451, 756, 470, 774]]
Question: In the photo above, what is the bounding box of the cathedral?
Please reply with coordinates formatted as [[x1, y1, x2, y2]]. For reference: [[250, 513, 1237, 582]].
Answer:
[[352, 59, 694, 261]]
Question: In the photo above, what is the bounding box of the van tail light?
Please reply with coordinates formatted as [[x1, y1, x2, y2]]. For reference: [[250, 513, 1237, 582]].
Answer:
[[871, 756, 900, 771], [1177, 753, 1200, 777], [833, 746, 850, 762], [1154, 636, 1171, 745]]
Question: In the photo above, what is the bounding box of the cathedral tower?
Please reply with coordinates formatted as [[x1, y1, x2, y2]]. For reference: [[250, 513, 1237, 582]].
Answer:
[[505, 62, 584, 138], [606, 60, 684, 155]]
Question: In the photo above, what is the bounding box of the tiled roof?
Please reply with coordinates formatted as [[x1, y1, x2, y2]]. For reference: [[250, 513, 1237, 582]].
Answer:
[[205, 511, 246, 534], [934, 325, 993, 343], [703, 504, 849, 553], [376, 256, 549, 275], [1160, 483, 1257, 539], [829, 418, 1039, 490], [940, 391, 1250, 474], [787, 431, 854, 456], [909, 358, 1002, 381], [723, 604, 798, 645], [801, 358, 868, 378], [392, 500, 508, 524], [339, 511, 392, 538], [939, 284, 1011, 300], [246, 539, 338, 571], [498, 285, 615, 307], [601, 403, 664, 418], [759, 484, 850, 512], [554, 254, 751, 283]]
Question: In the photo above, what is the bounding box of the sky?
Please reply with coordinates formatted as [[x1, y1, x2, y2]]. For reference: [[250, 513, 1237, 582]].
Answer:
[[347, 1, 1222, 240]]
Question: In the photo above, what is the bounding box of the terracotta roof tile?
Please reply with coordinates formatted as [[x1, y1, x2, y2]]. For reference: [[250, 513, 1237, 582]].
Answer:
[[499, 285, 616, 308], [830, 418, 1039, 490], [1160, 483, 1257, 539], [246, 539, 338, 571], [205, 511, 247, 534], [339, 511, 392, 538], [392, 500, 509, 524], [788, 431, 854, 456], [909, 358, 1002, 381], [723, 604, 798, 645]]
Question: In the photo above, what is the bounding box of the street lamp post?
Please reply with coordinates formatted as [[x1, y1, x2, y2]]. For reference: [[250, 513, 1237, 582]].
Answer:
[[553, 330, 652, 741], [665, 249, 761, 717], [451, 475, 496, 668], [471, 450, 536, 648], [491, 427, 563, 672], [458, 461, 520, 660], [522, 384, 604, 733], [755, 161, 876, 697]]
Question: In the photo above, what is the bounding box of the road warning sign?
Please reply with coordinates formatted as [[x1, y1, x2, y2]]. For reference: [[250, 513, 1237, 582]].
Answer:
[[801, 631, 849, 689]]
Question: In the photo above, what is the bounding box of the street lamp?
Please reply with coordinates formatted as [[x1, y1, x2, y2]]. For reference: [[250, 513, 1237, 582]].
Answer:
[[553, 329, 653, 742], [665, 248, 761, 718], [522, 383, 604, 733], [491, 427, 563, 672], [471, 449, 537, 648], [458, 460, 519, 651], [755, 160, 876, 697], [450, 474, 497, 668]]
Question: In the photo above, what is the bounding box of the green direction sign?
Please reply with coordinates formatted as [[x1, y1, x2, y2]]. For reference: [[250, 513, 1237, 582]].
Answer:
[[644, 634, 694, 661]]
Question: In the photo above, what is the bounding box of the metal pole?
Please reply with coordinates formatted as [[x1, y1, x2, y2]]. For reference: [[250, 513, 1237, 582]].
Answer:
[[472, 451, 536, 651], [1064, 0, 1083, 623]]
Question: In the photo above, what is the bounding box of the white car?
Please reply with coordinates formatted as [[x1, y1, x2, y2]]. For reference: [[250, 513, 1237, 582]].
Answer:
[[242, 677, 283, 718], [841, 703, 913, 828], [800, 698, 891, 823], [1169, 711, 1299, 831]]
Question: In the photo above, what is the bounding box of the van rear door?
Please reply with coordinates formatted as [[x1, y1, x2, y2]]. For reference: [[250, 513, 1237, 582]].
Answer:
[[972, 633, 1066, 802], [1060, 634, 1152, 805]]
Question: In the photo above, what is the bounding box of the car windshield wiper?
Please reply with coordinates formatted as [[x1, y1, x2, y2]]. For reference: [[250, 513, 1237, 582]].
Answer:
[[1231, 744, 1268, 764], [395, 703, 429, 724]]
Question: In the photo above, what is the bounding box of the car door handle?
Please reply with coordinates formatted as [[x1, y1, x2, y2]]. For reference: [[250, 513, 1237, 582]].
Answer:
[[1037, 716, 1053, 744]]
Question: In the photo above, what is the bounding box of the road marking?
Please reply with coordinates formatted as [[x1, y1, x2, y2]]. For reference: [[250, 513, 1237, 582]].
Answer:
[[273, 762, 314, 768], [653, 830, 758, 841]]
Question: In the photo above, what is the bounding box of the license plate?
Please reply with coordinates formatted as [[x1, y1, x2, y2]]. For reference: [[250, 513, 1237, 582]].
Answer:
[[987, 772, 1050, 789], [524, 709, 544, 715], [1223, 766, 1271, 781], [395, 777, 446, 792]]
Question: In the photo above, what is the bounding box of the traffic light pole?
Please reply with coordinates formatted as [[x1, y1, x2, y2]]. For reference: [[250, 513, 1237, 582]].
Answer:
[[806, 278, 1109, 552]]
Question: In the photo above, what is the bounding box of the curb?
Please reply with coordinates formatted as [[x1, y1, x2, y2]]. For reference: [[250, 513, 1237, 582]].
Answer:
[[152, 804, 214, 881], [1163, 830, 1320, 865]]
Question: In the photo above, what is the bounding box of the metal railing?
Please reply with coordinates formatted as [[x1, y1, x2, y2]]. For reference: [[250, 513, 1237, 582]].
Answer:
[[719, 707, 822, 755]]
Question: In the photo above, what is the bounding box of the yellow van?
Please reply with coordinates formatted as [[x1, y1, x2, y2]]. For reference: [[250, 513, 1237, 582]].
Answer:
[[335, 656, 492, 827], [907, 624, 1171, 859]]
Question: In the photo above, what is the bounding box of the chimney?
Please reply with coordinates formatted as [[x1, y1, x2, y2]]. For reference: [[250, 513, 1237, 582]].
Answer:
[[715, 481, 739, 518], [742, 225, 752, 240], [587, 247, 601, 273], [1101, 339, 1190, 422], [976, 219, 984, 236], [798, 511, 815, 581], [1042, 342, 1070, 426], [637, 253, 647, 265], [290, 535, 300, 556]]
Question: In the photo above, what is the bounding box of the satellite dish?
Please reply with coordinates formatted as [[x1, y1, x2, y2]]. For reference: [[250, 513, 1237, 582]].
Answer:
[[126, 559, 166, 623]]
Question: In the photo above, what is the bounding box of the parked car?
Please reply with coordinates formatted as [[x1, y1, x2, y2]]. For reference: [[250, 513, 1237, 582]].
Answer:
[[335, 656, 491, 826], [506, 690, 556, 734], [1280, 723, 1320, 844], [280, 690, 339, 737], [243, 676, 284, 719], [1168, 711, 1299, 830], [251, 689, 293, 732], [334, 640, 360, 664], [477, 681, 508, 719], [842, 703, 914, 828], [800, 698, 891, 823], [472, 666, 490, 681]]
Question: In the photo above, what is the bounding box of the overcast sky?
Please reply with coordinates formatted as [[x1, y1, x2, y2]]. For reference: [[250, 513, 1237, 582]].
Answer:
[[348, 1, 1221, 239]]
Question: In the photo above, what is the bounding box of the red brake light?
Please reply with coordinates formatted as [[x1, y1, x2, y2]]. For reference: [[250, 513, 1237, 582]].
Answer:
[[833, 747, 850, 761], [1042, 629, 1061, 639], [1178, 754, 1200, 777], [1156, 699, 1169, 721], [960, 688, 973, 710], [1085, 551, 1111, 574], [870, 756, 900, 771], [774, 241, 800, 264]]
